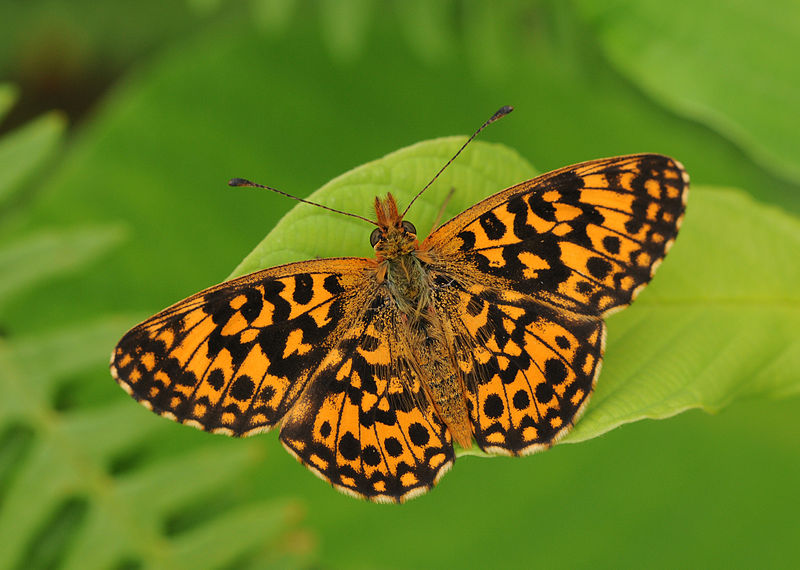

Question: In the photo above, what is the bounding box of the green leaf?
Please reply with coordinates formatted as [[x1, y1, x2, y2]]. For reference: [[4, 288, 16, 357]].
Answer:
[[0, 315, 309, 569], [0, 112, 66, 208], [0, 319, 156, 570], [60, 445, 295, 570], [230, 138, 800, 453], [169, 500, 305, 569], [0, 83, 17, 120], [319, 0, 372, 62], [0, 226, 125, 309], [0, 319, 131, 421], [396, 0, 456, 64], [230, 137, 537, 277], [574, 0, 800, 183], [251, 0, 298, 34], [0, 86, 311, 570]]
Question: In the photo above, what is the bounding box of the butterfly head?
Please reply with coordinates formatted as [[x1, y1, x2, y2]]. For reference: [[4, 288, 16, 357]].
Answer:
[[370, 193, 419, 262]]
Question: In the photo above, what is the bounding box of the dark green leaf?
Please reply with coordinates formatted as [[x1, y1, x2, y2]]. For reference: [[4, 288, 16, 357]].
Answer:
[[575, 0, 800, 183]]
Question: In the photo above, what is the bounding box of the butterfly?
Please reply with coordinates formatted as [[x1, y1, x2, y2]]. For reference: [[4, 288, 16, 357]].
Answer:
[[111, 108, 689, 502]]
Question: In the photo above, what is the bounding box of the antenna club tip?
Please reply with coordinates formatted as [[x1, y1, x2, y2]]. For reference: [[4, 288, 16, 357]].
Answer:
[[491, 106, 514, 121], [228, 177, 252, 187]]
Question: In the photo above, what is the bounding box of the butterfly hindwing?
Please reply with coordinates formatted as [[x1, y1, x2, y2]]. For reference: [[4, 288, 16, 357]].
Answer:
[[280, 297, 454, 502], [111, 258, 373, 436], [451, 283, 605, 454], [427, 154, 688, 316]]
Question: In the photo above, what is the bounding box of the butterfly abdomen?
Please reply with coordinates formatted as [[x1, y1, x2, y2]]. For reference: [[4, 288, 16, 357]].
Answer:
[[398, 312, 471, 449], [379, 261, 474, 448], [373, 196, 475, 449]]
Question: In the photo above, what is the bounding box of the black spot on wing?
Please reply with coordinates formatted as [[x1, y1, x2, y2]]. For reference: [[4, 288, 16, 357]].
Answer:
[[293, 274, 314, 304], [320, 420, 331, 438], [512, 389, 530, 410], [544, 358, 568, 385], [323, 274, 345, 295], [546, 169, 585, 194], [408, 422, 430, 446], [479, 211, 506, 240], [230, 375, 255, 401], [483, 394, 504, 419], [207, 369, 225, 390], [384, 437, 402, 457], [458, 230, 476, 252], [586, 257, 612, 279], [260, 280, 290, 320], [535, 382, 555, 403], [602, 235, 621, 254], [362, 445, 382, 466], [339, 431, 360, 461]]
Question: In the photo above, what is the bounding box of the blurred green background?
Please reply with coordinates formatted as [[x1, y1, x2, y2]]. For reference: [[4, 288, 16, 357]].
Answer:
[[1, 1, 798, 568]]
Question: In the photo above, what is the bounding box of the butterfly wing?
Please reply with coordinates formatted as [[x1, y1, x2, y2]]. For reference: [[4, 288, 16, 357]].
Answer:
[[427, 154, 689, 316], [446, 281, 605, 454], [280, 293, 454, 502], [425, 154, 688, 453], [111, 257, 375, 436]]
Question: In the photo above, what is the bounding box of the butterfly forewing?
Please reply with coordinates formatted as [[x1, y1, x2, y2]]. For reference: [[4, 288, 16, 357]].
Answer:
[[427, 154, 688, 316], [111, 258, 373, 436]]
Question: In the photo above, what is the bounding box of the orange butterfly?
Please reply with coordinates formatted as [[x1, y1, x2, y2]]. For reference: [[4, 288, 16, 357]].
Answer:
[[111, 107, 688, 502]]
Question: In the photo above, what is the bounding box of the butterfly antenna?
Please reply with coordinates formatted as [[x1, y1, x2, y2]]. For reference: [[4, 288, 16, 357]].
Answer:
[[401, 105, 513, 218], [228, 178, 380, 226]]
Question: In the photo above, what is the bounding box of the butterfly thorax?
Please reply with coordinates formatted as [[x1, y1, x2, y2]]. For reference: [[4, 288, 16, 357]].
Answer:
[[372, 194, 473, 448], [373, 194, 430, 313]]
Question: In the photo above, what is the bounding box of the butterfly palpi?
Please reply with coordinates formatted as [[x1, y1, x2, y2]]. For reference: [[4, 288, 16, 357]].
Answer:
[[111, 107, 689, 502]]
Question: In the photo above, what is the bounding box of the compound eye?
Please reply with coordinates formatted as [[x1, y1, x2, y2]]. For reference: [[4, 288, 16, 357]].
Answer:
[[369, 227, 383, 247], [401, 220, 417, 235]]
